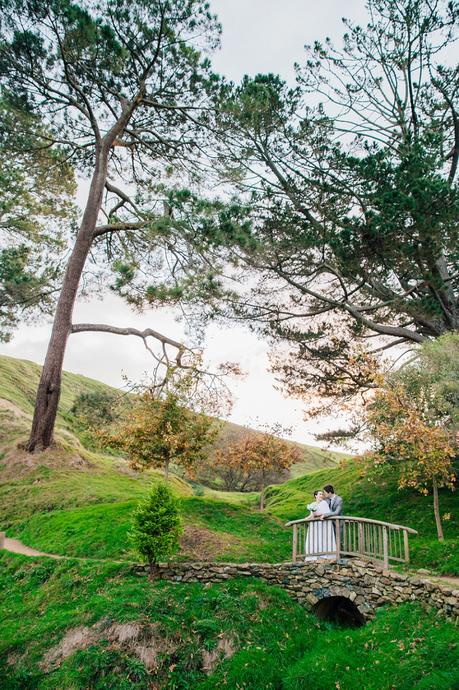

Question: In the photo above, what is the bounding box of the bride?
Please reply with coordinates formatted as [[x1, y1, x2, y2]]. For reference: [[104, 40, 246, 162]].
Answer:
[[304, 490, 336, 561]]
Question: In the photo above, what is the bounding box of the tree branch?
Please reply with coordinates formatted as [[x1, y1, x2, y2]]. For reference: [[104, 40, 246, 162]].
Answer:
[[93, 220, 151, 237], [71, 323, 186, 365]]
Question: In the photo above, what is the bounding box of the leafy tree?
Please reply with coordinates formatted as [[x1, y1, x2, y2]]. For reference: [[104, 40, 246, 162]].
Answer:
[[0, 99, 76, 341], [130, 483, 182, 578], [104, 386, 218, 481], [215, 427, 301, 509], [213, 0, 459, 418], [365, 334, 459, 541], [0, 0, 222, 451], [70, 390, 120, 428]]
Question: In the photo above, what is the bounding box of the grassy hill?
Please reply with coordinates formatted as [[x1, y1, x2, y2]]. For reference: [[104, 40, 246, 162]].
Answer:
[[1, 355, 459, 688], [0, 354, 342, 477]]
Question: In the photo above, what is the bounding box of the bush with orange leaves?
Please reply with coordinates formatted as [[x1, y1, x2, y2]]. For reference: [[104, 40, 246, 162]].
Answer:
[[215, 428, 302, 510]]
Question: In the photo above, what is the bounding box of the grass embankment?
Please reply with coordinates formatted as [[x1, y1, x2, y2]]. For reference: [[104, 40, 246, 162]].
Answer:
[[14, 497, 290, 563], [265, 464, 459, 575], [0, 356, 290, 564], [1, 552, 458, 690]]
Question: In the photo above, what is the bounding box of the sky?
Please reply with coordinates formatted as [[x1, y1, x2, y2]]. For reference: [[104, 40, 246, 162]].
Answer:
[[0, 0, 368, 446]]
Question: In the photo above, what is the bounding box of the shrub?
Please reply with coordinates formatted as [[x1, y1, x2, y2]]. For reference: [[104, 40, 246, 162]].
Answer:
[[130, 484, 183, 577]]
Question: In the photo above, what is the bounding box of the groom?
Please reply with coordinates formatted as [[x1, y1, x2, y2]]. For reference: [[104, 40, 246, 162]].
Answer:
[[319, 485, 344, 550], [322, 484, 343, 517]]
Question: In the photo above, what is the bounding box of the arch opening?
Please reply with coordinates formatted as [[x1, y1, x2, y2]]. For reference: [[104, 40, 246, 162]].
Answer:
[[313, 596, 365, 627]]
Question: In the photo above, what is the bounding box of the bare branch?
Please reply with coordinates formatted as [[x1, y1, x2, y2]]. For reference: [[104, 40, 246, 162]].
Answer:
[[71, 323, 186, 363]]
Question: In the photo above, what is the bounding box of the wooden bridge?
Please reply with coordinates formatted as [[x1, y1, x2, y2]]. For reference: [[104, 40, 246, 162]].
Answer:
[[285, 515, 418, 569]]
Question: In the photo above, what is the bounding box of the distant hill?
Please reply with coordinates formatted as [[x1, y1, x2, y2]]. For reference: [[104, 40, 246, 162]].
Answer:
[[0, 354, 344, 478]]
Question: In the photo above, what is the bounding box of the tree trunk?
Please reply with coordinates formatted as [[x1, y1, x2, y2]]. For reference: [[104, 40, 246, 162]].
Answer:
[[259, 480, 265, 511], [148, 560, 158, 581], [432, 477, 444, 542], [164, 460, 169, 482], [26, 151, 109, 452]]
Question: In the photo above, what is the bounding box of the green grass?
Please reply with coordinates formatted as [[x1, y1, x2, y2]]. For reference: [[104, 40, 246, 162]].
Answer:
[[0, 552, 458, 690], [14, 496, 290, 563]]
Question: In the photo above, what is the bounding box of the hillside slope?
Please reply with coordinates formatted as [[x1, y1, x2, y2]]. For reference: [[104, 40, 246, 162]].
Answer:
[[0, 355, 291, 564], [0, 354, 342, 477]]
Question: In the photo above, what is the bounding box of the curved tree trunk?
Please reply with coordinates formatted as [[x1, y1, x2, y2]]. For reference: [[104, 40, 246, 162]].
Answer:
[[26, 151, 108, 452]]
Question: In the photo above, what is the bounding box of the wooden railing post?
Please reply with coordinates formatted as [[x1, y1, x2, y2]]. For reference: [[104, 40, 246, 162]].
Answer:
[[382, 526, 389, 570], [358, 522, 365, 555], [335, 519, 341, 559], [403, 529, 410, 563], [292, 523, 298, 562], [285, 516, 416, 568]]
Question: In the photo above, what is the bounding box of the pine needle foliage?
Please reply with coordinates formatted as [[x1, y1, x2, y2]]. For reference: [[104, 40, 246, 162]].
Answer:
[[130, 483, 183, 575]]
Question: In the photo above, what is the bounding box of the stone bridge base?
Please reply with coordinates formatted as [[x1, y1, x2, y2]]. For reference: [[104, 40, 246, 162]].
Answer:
[[135, 558, 459, 623]]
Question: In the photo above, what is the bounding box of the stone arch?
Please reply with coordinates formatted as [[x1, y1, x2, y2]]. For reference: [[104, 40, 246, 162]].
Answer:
[[306, 583, 375, 623], [313, 596, 366, 627]]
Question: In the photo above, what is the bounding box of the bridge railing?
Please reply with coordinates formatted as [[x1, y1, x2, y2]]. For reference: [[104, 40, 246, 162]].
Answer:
[[285, 516, 418, 569]]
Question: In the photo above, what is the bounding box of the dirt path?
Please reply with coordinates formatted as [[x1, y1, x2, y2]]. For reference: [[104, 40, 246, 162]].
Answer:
[[1, 533, 134, 565], [423, 575, 459, 589], [3, 537, 62, 559]]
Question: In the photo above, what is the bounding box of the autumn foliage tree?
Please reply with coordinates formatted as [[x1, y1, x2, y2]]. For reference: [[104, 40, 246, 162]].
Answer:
[[215, 428, 301, 510], [365, 335, 459, 541], [104, 386, 218, 481]]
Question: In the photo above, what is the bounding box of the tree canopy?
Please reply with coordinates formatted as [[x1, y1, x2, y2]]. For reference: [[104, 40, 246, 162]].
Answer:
[[0, 0, 224, 450], [211, 0, 459, 416]]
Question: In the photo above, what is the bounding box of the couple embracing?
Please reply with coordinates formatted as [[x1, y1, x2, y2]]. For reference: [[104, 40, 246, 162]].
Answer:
[[304, 484, 343, 561]]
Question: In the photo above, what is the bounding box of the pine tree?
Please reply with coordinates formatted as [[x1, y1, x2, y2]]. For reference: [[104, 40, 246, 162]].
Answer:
[[130, 483, 183, 578]]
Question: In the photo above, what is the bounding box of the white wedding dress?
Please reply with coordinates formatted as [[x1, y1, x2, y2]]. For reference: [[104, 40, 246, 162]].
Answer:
[[304, 499, 336, 561]]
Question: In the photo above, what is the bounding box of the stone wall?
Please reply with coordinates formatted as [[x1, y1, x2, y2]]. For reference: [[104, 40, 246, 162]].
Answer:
[[135, 559, 459, 621]]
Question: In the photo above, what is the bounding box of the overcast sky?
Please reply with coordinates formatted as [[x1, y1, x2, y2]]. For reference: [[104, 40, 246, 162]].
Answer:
[[0, 0, 368, 446]]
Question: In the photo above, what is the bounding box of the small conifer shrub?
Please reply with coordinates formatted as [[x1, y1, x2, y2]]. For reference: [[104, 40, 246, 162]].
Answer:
[[130, 484, 183, 578]]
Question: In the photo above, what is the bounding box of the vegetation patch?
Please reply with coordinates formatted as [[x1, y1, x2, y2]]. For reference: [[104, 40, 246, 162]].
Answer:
[[1, 553, 458, 690]]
